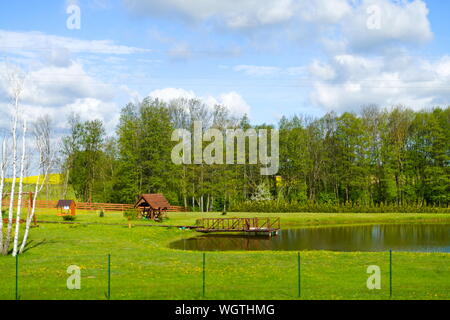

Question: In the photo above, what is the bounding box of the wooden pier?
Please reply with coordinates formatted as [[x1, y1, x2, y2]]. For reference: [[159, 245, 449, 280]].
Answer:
[[196, 217, 280, 235]]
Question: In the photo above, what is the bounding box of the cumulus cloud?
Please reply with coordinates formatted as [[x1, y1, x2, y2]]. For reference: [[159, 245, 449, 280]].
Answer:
[[0, 97, 121, 135], [149, 88, 251, 116], [124, 0, 296, 28], [215, 91, 252, 116], [124, 0, 432, 51], [297, 0, 351, 24], [149, 88, 197, 101], [0, 61, 124, 133], [309, 52, 450, 111], [342, 0, 433, 51], [64, 98, 120, 132], [0, 62, 115, 106], [0, 26, 150, 132], [0, 28, 151, 134]]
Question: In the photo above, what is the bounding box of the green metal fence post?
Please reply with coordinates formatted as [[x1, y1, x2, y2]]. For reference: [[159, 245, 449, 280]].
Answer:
[[107, 254, 111, 300], [15, 254, 19, 301], [298, 252, 301, 298], [202, 253, 206, 298], [389, 250, 393, 298]]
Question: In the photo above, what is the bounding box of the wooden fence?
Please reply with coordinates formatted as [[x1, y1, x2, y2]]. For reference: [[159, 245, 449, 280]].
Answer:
[[1, 200, 188, 213]]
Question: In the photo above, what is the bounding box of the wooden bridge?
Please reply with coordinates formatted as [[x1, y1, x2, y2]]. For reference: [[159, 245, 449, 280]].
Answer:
[[196, 217, 280, 235]]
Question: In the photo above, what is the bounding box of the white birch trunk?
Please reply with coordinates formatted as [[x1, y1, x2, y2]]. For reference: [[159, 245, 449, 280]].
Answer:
[[0, 140, 6, 252], [3, 94, 19, 255], [19, 161, 51, 254], [19, 131, 53, 254], [12, 119, 27, 256], [19, 177, 40, 254]]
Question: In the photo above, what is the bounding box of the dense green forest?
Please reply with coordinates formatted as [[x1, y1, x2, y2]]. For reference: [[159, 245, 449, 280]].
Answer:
[[61, 97, 450, 212]]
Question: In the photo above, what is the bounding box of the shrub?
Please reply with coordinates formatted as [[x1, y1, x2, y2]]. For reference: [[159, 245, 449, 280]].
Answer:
[[229, 201, 450, 214], [123, 209, 140, 221], [98, 209, 105, 218]]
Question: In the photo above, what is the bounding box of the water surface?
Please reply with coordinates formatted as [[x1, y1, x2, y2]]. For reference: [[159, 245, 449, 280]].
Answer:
[[170, 223, 450, 253]]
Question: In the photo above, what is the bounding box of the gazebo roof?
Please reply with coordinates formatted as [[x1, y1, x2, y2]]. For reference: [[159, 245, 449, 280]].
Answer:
[[134, 194, 170, 209], [56, 200, 76, 208]]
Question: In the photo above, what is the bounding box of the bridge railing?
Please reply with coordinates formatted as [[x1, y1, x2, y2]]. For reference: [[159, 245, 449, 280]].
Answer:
[[199, 217, 280, 231]]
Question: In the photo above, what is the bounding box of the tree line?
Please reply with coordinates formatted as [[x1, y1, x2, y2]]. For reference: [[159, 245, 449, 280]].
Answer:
[[61, 98, 449, 211]]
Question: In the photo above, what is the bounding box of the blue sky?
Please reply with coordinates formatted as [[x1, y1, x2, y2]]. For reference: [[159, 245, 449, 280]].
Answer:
[[1, 0, 450, 133]]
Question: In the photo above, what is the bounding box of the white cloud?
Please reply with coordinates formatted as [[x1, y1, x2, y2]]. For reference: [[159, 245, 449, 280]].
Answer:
[[309, 60, 336, 80], [216, 92, 251, 116], [0, 62, 114, 105], [0, 27, 151, 134], [124, 0, 432, 51], [125, 0, 296, 28], [0, 61, 126, 133], [150, 88, 197, 101], [64, 98, 120, 132], [342, 0, 433, 51], [0, 30, 149, 57], [309, 53, 450, 112], [149, 88, 251, 116], [298, 0, 351, 24], [0, 97, 120, 136]]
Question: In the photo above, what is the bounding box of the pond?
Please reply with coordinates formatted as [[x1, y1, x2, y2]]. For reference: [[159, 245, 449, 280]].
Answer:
[[170, 223, 450, 253]]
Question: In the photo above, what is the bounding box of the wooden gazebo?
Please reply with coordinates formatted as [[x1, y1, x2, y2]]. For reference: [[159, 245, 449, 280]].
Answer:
[[134, 194, 170, 221], [56, 200, 76, 216]]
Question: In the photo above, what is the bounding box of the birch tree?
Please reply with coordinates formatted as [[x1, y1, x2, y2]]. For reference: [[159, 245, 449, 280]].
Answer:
[[2, 66, 23, 255], [19, 117, 54, 254], [0, 139, 8, 252], [0, 63, 51, 256], [12, 119, 27, 256]]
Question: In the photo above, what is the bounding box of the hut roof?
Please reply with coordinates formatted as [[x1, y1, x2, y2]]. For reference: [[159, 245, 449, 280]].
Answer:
[[134, 194, 170, 209], [56, 200, 76, 208]]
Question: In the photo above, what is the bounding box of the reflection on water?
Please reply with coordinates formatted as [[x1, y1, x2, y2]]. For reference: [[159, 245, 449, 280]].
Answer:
[[170, 224, 450, 253]]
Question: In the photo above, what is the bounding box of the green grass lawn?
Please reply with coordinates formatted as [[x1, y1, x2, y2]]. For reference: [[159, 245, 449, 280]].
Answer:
[[0, 211, 449, 300]]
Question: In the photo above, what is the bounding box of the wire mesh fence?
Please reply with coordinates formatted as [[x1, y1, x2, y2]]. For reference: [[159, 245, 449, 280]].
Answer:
[[0, 251, 448, 300]]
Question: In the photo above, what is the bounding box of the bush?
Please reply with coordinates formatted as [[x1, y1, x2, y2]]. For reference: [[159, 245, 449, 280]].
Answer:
[[62, 215, 76, 221], [98, 209, 105, 218], [123, 209, 140, 221], [229, 201, 450, 214]]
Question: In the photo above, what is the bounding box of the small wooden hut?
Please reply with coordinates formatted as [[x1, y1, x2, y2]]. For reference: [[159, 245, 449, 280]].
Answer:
[[56, 200, 76, 216], [134, 194, 170, 221]]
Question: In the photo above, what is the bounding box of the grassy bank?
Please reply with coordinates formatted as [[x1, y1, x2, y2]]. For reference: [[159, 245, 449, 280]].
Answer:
[[0, 211, 449, 300]]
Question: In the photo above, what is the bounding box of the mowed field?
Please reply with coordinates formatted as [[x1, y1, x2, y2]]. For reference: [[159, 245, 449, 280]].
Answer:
[[0, 211, 449, 300]]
